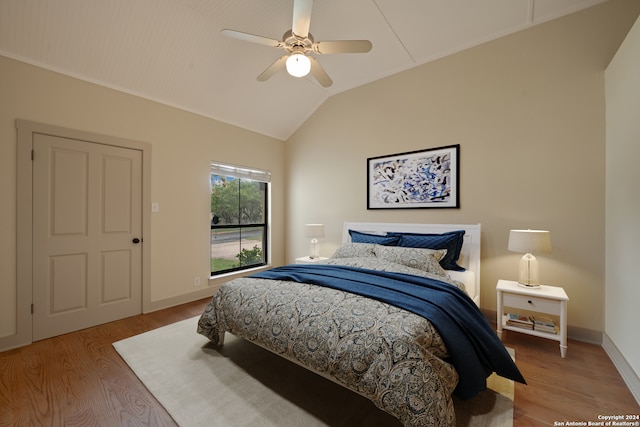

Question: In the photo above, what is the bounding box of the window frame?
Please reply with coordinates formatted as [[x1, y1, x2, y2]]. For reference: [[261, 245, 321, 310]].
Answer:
[[210, 163, 270, 276]]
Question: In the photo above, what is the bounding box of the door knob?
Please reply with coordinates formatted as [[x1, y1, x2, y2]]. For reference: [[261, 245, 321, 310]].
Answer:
[[132, 238, 141, 244]]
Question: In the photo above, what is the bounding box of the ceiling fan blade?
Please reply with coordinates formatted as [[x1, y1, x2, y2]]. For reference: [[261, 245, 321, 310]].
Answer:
[[221, 29, 282, 48], [309, 56, 332, 87], [292, 0, 313, 38], [257, 55, 288, 81], [313, 40, 373, 54]]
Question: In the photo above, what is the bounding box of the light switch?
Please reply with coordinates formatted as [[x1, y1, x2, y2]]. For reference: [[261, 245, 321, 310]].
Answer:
[[151, 202, 160, 212]]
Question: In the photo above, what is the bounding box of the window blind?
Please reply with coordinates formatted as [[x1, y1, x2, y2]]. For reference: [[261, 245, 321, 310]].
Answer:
[[210, 162, 271, 182]]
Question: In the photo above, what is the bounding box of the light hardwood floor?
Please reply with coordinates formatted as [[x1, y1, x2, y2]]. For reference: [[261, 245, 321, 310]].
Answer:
[[0, 297, 638, 426]]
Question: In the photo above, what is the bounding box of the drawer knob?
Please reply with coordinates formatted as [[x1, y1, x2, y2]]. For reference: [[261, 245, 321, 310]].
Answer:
[[528, 300, 532, 304]]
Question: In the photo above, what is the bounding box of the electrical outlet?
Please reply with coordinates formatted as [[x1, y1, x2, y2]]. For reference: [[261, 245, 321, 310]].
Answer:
[[194, 276, 201, 286]]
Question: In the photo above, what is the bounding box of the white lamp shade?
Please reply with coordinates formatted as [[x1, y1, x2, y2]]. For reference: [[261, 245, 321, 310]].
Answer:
[[305, 224, 325, 238], [286, 53, 311, 77], [508, 230, 552, 254]]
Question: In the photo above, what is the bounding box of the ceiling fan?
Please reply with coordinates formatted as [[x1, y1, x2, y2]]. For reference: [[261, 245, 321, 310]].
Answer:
[[221, 0, 372, 87]]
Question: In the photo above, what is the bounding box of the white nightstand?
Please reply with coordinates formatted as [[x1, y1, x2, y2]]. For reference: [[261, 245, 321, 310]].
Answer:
[[496, 279, 569, 358], [295, 256, 329, 264]]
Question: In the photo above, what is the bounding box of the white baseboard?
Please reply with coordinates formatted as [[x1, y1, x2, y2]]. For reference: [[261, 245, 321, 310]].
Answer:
[[602, 333, 640, 406], [144, 268, 271, 313], [146, 286, 218, 313]]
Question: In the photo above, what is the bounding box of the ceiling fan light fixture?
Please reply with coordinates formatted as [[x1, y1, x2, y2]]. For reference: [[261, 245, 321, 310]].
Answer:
[[286, 53, 311, 77], [222, 0, 372, 87]]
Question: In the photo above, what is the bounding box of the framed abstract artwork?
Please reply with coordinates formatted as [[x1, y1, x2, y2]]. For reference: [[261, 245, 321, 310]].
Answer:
[[367, 144, 460, 209]]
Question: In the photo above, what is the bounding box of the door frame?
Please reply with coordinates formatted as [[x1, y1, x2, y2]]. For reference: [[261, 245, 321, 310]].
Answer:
[[10, 119, 152, 350]]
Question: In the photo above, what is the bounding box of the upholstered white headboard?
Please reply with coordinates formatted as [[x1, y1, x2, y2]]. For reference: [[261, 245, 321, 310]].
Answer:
[[342, 222, 482, 306]]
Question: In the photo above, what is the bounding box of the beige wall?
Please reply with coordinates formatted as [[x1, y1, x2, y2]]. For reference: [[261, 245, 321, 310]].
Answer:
[[0, 55, 286, 340], [605, 14, 640, 398], [1, 0, 638, 350], [285, 0, 640, 340]]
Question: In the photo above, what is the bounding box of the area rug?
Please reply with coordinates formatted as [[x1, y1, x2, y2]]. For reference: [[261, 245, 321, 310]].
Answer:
[[113, 317, 514, 426]]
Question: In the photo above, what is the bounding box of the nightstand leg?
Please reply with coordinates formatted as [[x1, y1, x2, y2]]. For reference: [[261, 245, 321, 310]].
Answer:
[[559, 300, 568, 358], [496, 291, 504, 340], [496, 290, 503, 339]]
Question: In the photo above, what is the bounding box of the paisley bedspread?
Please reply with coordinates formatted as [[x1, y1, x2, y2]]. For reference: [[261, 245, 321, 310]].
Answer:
[[197, 258, 466, 426]]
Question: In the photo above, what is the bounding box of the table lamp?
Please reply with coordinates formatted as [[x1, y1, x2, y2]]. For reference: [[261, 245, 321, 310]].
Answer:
[[508, 229, 552, 288], [305, 224, 325, 259]]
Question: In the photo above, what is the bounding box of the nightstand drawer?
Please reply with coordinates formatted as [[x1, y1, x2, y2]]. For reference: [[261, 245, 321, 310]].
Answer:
[[503, 293, 560, 314]]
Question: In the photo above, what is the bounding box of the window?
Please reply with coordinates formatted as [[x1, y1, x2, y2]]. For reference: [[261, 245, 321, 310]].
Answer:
[[210, 163, 270, 276]]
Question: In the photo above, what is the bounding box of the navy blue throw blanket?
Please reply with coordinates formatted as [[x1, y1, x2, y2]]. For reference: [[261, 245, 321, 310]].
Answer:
[[251, 264, 525, 399]]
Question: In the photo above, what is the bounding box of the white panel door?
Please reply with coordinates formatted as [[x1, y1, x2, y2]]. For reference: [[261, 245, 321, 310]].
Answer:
[[32, 133, 142, 341]]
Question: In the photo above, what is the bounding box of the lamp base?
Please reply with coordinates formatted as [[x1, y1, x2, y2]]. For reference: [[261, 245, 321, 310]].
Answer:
[[309, 238, 319, 259], [517, 281, 541, 289], [518, 253, 541, 288]]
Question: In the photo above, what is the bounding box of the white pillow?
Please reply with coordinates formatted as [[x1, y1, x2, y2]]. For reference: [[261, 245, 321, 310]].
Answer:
[[373, 245, 449, 277], [331, 242, 376, 259]]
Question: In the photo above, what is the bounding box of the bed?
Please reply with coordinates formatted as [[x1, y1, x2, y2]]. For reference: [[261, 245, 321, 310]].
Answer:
[[197, 222, 524, 426]]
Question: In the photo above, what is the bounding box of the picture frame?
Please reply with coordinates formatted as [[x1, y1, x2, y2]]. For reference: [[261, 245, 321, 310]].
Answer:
[[367, 144, 459, 209]]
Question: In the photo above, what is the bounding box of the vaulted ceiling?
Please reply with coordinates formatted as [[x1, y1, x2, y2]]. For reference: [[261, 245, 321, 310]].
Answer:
[[0, 0, 605, 140]]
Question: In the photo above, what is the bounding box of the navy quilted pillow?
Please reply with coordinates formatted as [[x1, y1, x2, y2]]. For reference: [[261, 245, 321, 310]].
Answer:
[[389, 230, 466, 271], [349, 229, 400, 246]]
